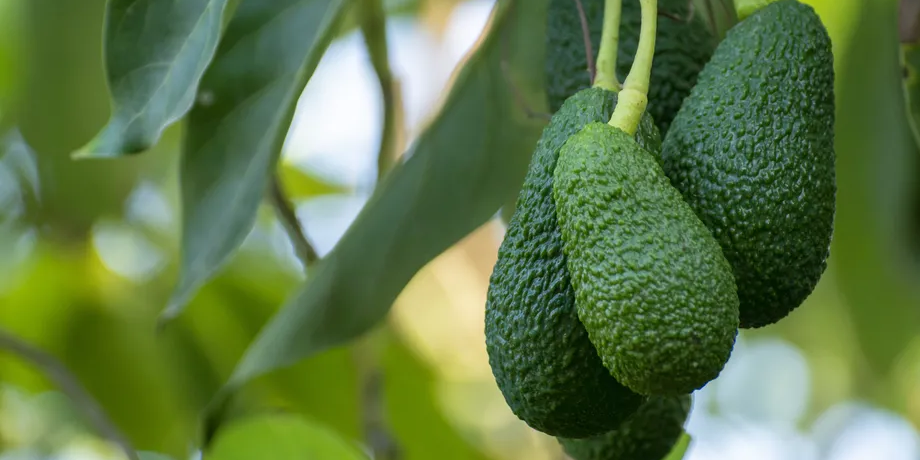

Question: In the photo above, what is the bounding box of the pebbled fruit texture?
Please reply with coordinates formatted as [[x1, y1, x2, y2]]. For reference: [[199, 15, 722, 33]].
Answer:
[[554, 123, 739, 396], [485, 87, 659, 438], [660, 0, 836, 328], [558, 395, 691, 460], [545, 0, 716, 134]]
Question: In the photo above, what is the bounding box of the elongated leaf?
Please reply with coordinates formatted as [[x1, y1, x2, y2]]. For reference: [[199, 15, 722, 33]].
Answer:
[[161, 0, 351, 323], [833, 0, 920, 378], [203, 0, 548, 435], [75, 0, 229, 157], [207, 414, 366, 460]]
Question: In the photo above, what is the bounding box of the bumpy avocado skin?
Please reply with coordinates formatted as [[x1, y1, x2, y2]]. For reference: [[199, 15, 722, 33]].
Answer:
[[545, 0, 715, 134], [485, 88, 659, 438], [554, 123, 739, 396], [558, 395, 691, 460], [660, 0, 836, 329]]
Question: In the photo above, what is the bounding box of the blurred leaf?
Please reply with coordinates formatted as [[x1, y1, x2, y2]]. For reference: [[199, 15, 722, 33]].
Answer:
[[0, 0, 25, 127], [662, 432, 692, 460], [832, 0, 920, 384], [162, 0, 351, 323], [278, 161, 348, 199], [206, 414, 367, 460], [203, 0, 548, 437], [75, 0, 230, 158], [383, 335, 493, 460], [139, 453, 176, 460], [20, 0, 146, 237]]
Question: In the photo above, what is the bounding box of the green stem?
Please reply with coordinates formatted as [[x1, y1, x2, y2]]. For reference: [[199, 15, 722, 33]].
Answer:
[[609, 0, 657, 135], [593, 0, 623, 91]]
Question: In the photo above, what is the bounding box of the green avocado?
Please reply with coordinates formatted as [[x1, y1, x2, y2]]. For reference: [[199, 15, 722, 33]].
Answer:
[[660, 0, 836, 328], [485, 87, 659, 438], [558, 395, 691, 460], [545, 0, 716, 134], [554, 123, 739, 396]]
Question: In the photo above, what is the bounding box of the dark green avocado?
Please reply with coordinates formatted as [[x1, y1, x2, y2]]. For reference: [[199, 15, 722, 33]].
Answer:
[[545, 0, 716, 134], [484, 87, 659, 438], [660, 0, 836, 328], [558, 395, 691, 460], [554, 123, 739, 396]]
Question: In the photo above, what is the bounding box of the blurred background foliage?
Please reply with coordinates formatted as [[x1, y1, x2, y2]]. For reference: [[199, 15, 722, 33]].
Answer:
[[0, 0, 918, 459]]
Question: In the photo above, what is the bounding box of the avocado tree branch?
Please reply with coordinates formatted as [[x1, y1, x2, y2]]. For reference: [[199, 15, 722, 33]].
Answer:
[[0, 327, 139, 460], [609, 0, 657, 134], [594, 0, 623, 91], [269, 173, 319, 267], [572, 0, 597, 83]]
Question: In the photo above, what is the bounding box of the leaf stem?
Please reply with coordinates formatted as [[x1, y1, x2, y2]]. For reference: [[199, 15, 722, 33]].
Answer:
[[361, 0, 405, 180], [269, 173, 319, 267], [594, 0, 623, 91], [609, 0, 657, 135], [0, 327, 139, 460]]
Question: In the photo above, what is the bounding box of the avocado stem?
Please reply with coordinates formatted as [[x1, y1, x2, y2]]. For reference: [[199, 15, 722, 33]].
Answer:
[[593, 0, 623, 92], [609, 0, 657, 135]]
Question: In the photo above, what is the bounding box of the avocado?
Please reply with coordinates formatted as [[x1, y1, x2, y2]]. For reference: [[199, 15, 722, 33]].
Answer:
[[485, 87, 660, 438], [558, 395, 691, 460], [545, 0, 716, 134], [660, 0, 836, 328], [554, 123, 739, 396]]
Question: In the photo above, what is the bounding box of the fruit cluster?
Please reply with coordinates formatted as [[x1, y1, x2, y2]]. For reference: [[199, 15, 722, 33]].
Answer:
[[485, 0, 836, 458]]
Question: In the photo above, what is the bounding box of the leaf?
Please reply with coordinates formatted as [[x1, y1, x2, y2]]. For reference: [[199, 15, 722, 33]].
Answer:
[[203, 0, 548, 437], [278, 161, 349, 199], [662, 432, 692, 460], [832, 0, 920, 379], [161, 0, 351, 324], [139, 453, 176, 460], [207, 414, 367, 460], [74, 0, 230, 157], [382, 336, 494, 460]]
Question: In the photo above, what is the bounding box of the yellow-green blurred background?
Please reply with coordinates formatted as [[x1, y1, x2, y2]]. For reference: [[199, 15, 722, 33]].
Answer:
[[0, 0, 918, 459]]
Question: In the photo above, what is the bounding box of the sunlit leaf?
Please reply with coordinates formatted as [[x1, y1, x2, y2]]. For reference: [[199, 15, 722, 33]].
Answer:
[[383, 335, 493, 460], [161, 0, 351, 323], [832, 0, 920, 381], [75, 0, 230, 157], [279, 161, 349, 199], [203, 0, 548, 437], [207, 414, 367, 460]]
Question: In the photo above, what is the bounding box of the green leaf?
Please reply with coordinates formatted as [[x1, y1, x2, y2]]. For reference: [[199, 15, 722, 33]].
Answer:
[[203, 0, 548, 437], [161, 0, 351, 324], [662, 432, 692, 460], [207, 414, 367, 460], [279, 161, 349, 199], [139, 453, 176, 460], [75, 0, 230, 157], [383, 336, 493, 460], [832, 0, 920, 380]]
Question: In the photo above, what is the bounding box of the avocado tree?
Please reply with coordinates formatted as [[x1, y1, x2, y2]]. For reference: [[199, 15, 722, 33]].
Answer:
[[0, 0, 918, 459]]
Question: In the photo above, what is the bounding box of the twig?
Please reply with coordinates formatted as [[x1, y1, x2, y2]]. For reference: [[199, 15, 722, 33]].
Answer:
[[573, 0, 596, 83], [0, 327, 139, 460], [268, 174, 319, 267], [361, 0, 405, 179]]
